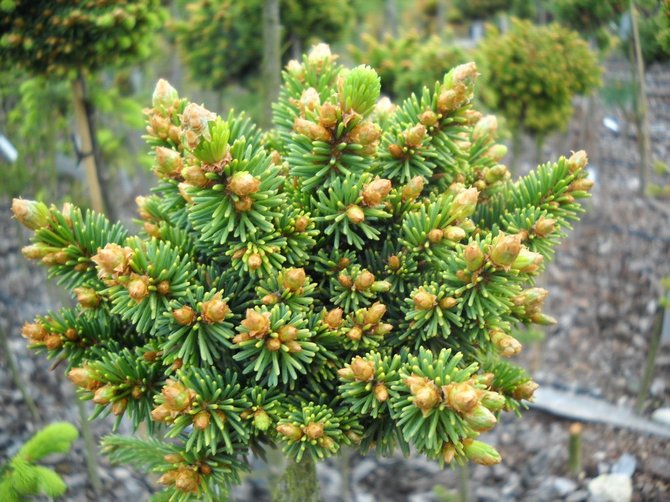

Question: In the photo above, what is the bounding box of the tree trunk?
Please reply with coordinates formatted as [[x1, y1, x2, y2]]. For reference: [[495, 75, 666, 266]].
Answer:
[[271, 456, 321, 502], [629, 0, 651, 195], [291, 33, 302, 61], [436, 0, 447, 36], [71, 75, 114, 217], [510, 131, 523, 176], [384, 0, 398, 38], [262, 0, 281, 130]]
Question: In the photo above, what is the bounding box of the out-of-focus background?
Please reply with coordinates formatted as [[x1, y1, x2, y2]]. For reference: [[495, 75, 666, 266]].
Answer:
[[1, 0, 669, 501]]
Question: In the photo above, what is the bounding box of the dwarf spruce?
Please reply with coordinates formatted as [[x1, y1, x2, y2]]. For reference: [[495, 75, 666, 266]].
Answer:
[[13, 44, 592, 500]]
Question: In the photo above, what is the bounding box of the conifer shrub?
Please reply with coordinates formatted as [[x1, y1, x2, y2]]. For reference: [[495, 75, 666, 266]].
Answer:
[[478, 18, 601, 139], [13, 44, 593, 500], [0, 422, 78, 501], [0, 0, 164, 77]]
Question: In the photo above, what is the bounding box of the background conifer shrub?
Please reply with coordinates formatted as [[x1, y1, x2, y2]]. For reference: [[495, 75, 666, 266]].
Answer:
[[0, 0, 164, 77], [478, 18, 601, 138]]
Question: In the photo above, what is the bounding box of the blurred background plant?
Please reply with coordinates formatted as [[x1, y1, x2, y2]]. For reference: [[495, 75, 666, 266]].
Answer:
[[0, 422, 78, 501], [477, 18, 602, 170]]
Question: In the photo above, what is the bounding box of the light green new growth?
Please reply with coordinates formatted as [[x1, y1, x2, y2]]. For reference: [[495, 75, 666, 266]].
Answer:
[[0, 422, 78, 501]]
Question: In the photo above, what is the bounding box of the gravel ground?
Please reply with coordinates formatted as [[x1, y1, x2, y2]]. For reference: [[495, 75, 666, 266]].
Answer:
[[1, 63, 669, 501]]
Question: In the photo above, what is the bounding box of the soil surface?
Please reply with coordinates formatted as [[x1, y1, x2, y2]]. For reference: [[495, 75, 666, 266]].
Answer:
[[1, 61, 669, 501]]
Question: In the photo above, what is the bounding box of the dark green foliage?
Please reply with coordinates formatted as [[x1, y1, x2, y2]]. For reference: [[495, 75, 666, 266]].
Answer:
[[14, 44, 594, 500], [454, 0, 514, 19], [349, 31, 469, 100], [175, 0, 352, 91], [0, 0, 165, 77], [552, 0, 627, 34]]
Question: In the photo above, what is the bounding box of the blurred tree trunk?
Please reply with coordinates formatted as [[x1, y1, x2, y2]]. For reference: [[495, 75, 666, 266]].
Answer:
[[271, 456, 321, 502], [291, 33, 302, 61], [384, 0, 398, 38], [436, 0, 447, 35], [71, 76, 107, 215], [629, 0, 651, 195], [262, 0, 281, 129], [170, 0, 183, 91]]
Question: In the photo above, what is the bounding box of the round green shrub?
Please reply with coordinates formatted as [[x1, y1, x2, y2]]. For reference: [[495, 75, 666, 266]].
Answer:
[[478, 18, 602, 137]]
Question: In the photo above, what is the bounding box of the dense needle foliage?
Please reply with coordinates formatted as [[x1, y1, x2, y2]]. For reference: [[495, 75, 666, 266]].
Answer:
[[13, 44, 593, 500], [0, 0, 164, 77]]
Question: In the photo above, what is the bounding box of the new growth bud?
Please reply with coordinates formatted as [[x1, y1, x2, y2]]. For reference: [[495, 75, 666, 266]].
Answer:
[[490, 329, 522, 357], [362, 178, 392, 206], [490, 234, 522, 268], [73, 287, 101, 308], [201, 295, 229, 323], [567, 150, 588, 172], [228, 172, 260, 197], [277, 423, 303, 441], [413, 290, 436, 310], [127, 275, 150, 302], [464, 243, 485, 271], [241, 309, 270, 339], [282, 268, 306, 291], [443, 382, 479, 414], [449, 188, 479, 221], [350, 357, 375, 381], [324, 308, 343, 329], [354, 271, 375, 290], [401, 176, 425, 201], [346, 205, 365, 224], [463, 440, 501, 466], [152, 79, 178, 109], [11, 199, 50, 230]]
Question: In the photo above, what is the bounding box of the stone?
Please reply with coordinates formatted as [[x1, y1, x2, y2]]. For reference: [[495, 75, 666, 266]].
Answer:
[[611, 453, 636, 476], [651, 407, 670, 427], [552, 477, 577, 496], [501, 472, 521, 498], [408, 492, 436, 502], [316, 462, 342, 501], [354, 494, 375, 502], [646, 456, 670, 482], [565, 489, 589, 502], [587, 474, 632, 502], [475, 486, 501, 502], [352, 459, 377, 485]]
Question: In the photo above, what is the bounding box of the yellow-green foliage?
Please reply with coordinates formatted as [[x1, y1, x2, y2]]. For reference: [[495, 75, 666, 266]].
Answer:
[[478, 18, 601, 137], [176, 0, 352, 91], [349, 31, 469, 99], [0, 0, 165, 77], [0, 422, 78, 501]]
